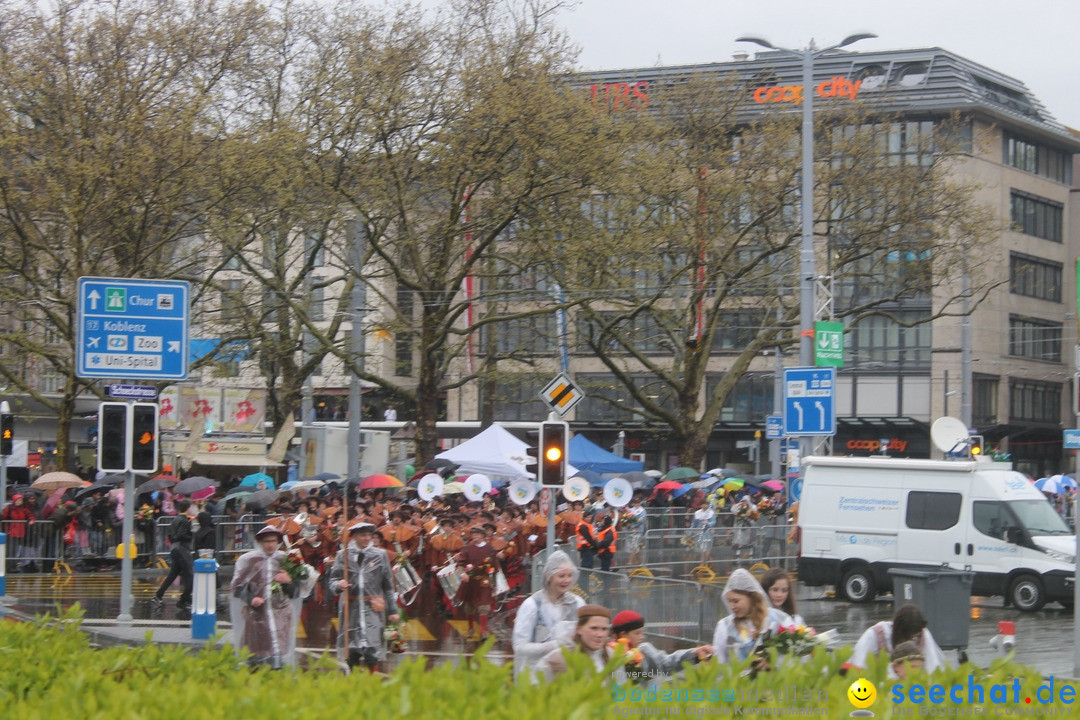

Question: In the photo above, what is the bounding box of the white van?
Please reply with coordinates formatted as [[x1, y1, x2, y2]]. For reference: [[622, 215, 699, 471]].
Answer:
[[797, 455, 1075, 611]]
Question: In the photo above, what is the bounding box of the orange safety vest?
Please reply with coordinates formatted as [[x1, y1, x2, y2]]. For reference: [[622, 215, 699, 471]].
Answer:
[[596, 525, 617, 555], [576, 521, 595, 550]]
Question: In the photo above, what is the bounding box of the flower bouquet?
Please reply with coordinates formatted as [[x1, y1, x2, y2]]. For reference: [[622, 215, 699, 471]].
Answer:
[[384, 619, 407, 653], [271, 550, 315, 595], [733, 500, 760, 523], [608, 638, 645, 679]]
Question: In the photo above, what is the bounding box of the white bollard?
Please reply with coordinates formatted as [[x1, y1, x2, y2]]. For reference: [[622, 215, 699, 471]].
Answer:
[[192, 555, 218, 640], [989, 620, 1016, 656]]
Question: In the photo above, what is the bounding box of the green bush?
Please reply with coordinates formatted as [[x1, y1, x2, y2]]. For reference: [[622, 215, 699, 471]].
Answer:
[[0, 609, 1075, 719]]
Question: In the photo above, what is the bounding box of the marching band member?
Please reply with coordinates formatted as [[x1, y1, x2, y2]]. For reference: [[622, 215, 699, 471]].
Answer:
[[329, 522, 399, 673], [453, 525, 501, 641]]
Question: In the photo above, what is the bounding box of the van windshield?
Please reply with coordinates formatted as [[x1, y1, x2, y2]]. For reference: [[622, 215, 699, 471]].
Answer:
[[1011, 500, 1072, 536]]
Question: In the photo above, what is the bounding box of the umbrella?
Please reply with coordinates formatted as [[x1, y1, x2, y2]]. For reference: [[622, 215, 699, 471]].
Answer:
[[97, 474, 128, 486], [239, 472, 275, 489], [309, 472, 340, 482], [442, 481, 465, 495], [76, 481, 116, 500], [688, 476, 722, 490], [653, 480, 685, 492], [173, 476, 215, 496], [424, 459, 459, 472], [722, 478, 746, 491], [1034, 476, 1065, 494], [244, 489, 280, 510], [670, 485, 692, 499], [569, 469, 605, 488], [189, 485, 216, 501], [662, 467, 699, 482], [1061, 475, 1078, 490], [358, 474, 404, 490], [42, 488, 68, 516], [136, 477, 177, 495], [282, 479, 326, 492], [31, 472, 89, 491], [762, 480, 786, 493], [151, 474, 180, 484], [621, 471, 656, 490]]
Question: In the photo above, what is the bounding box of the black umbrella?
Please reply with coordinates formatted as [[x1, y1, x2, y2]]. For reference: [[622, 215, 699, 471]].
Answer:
[[173, 476, 215, 496], [137, 479, 177, 496], [424, 459, 459, 478], [244, 489, 280, 511], [621, 471, 656, 490], [96, 474, 128, 486], [76, 480, 117, 500], [308, 472, 341, 482]]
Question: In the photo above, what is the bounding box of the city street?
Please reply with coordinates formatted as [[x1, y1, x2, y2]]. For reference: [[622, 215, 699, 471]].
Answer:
[[2, 570, 1076, 678]]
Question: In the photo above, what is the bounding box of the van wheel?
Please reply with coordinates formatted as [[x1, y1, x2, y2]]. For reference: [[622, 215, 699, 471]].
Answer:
[[841, 566, 876, 603], [1008, 574, 1045, 612]]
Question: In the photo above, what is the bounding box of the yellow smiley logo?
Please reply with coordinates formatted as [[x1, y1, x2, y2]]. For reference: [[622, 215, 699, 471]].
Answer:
[[847, 678, 877, 709]]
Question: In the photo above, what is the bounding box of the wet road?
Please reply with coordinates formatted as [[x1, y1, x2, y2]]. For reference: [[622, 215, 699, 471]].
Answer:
[[3, 571, 1076, 677]]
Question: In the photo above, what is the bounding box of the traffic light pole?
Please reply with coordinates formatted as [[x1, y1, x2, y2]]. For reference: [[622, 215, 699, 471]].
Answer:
[[118, 465, 136, 624]]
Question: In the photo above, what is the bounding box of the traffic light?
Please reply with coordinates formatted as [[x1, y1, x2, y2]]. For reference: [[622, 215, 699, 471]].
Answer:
[[525, 427, 540, 480], [540, 421, 568, 486], [98, 402, 128, 473], [130, 402, 159, 473], [1, 412, 13, 456], [968, 435, 984, 458]]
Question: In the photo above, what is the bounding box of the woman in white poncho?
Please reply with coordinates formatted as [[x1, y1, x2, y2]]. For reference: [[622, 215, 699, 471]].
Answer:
[[511, 549, 585, 680], [712, 568, 792, 664]]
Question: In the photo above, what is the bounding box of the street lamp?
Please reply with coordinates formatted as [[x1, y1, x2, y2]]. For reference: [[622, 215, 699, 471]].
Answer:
[[735, 33, 876, 368]]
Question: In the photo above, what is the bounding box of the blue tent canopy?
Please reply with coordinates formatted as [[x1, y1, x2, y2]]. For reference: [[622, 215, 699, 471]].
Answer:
[[568, 434, 644, 474]]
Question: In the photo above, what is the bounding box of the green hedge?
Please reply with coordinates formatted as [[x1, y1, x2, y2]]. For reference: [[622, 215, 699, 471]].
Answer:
[[0, 609, 1075, 718]]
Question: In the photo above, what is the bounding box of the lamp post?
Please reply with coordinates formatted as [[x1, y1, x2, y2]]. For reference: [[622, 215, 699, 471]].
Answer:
[[735, 33, 876, 368]]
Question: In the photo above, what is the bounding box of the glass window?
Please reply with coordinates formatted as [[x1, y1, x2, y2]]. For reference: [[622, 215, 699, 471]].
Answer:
[[905, 491, 961, 530], [1009, 379, 1062, 424], [972, 374, 999, 428], [1009, 253, 1062, 302], [972, 501, 1011, 541], [1010, 191, 1063, 243], [846, 310, 932, 370], [1008, 315, 1062, 361], [1005, 133, 1071, 184], [895, 63, 929, 87], [220, 280, 244, 324]]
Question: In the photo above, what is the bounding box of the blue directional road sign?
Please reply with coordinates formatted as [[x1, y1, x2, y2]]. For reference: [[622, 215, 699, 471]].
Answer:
[[77, 277, 190, 380], [1064, 429, 1080, 449], [783, 367, 836, 436], [765, 415, 783, 439]]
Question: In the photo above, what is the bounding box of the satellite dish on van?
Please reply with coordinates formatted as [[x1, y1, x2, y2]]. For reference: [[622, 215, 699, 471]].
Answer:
[[931, 416, 969, 454]]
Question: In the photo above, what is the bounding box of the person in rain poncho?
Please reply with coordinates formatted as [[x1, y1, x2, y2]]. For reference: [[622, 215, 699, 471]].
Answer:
[[329, 521, 399, 672], [712, 568, 792, 664], [511, 549, 585, 681], [537, 604, 627, 685], [229, 525, 318, 669], [850, 604, 947, 674]]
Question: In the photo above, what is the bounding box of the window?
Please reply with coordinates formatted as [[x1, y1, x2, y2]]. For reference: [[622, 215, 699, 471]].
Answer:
[[973, 501, 1012, 541], [575, 310, 676, 355], [1009, 379, 1061, 424], [220, 280, 244, 324], [483, 375, 552, 421], [894, 62, 930, 87], [708, 373, 774, 423], [905, 491, 961, 530], [1008, 315, 1062, 361], [710, 310, 766, 353], [1009, 253, 1062, 302], [395, 332, 413, 376], [972, 374, 999, 428], [1010, 191, 1063, 243], [1005, 133, 1071, 184], [309, 287, 324, 322], [846, 310, 932, 369], [481, 314, 558, 355]]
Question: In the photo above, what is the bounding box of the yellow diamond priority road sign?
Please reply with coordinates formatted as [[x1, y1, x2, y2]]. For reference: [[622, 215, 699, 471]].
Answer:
[[539, 373, 583, 416]]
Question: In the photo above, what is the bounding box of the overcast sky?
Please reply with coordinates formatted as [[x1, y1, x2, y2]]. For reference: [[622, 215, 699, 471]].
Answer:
[[547, 0, 1080, 130]]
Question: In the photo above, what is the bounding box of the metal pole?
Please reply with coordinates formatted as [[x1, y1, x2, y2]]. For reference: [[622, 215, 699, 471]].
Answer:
[[348, 217, 367, 479], [0, 455, 6, 515], [960, 270, 972, 429], [797, 46, 816, 465], [117, 467, 136, 624]]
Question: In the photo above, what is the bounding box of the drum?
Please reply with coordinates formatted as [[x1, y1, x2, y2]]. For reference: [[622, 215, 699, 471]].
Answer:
[[393, 560, 421, 595], [437, 563, 466, 606]]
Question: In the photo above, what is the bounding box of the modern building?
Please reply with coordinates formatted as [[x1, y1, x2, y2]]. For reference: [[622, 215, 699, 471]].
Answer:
[[447, 47, 1079, 477]]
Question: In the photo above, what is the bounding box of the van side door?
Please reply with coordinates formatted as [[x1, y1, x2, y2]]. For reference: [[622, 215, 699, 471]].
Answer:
[[897, 490, 966, 568]]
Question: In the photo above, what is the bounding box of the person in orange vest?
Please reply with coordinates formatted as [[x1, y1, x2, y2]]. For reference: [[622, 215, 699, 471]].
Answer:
[[575, 508, 598, 567], [594, 511, 618, 572]]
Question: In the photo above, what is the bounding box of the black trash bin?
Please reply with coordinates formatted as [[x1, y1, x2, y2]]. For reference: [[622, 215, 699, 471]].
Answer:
[[887, 567, 974, 651]]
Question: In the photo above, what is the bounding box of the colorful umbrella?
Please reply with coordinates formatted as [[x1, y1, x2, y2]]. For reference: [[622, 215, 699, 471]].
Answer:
[[31, 472, 89, 491], [442, 481, 465, 495], [653, 480, 685, 492], [358, 474, 404, 490], [722, 478, 746, 491], [1061, 475, 1078, 489], [762, 480, 786, 493], [662, 467, 699, 481], [240, 472, 275, 489], [1034, 476, 1065, 494]]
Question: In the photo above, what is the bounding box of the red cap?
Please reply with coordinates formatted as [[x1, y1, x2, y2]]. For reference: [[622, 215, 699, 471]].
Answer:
[[612, 610, 645, 633]]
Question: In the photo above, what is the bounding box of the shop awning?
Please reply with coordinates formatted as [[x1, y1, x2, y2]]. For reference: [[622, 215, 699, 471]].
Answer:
[[191, 453, 282, 468]]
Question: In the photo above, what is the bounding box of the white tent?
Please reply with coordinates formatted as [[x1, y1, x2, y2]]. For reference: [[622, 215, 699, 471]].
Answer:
[[435, 425, 535, 481]]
